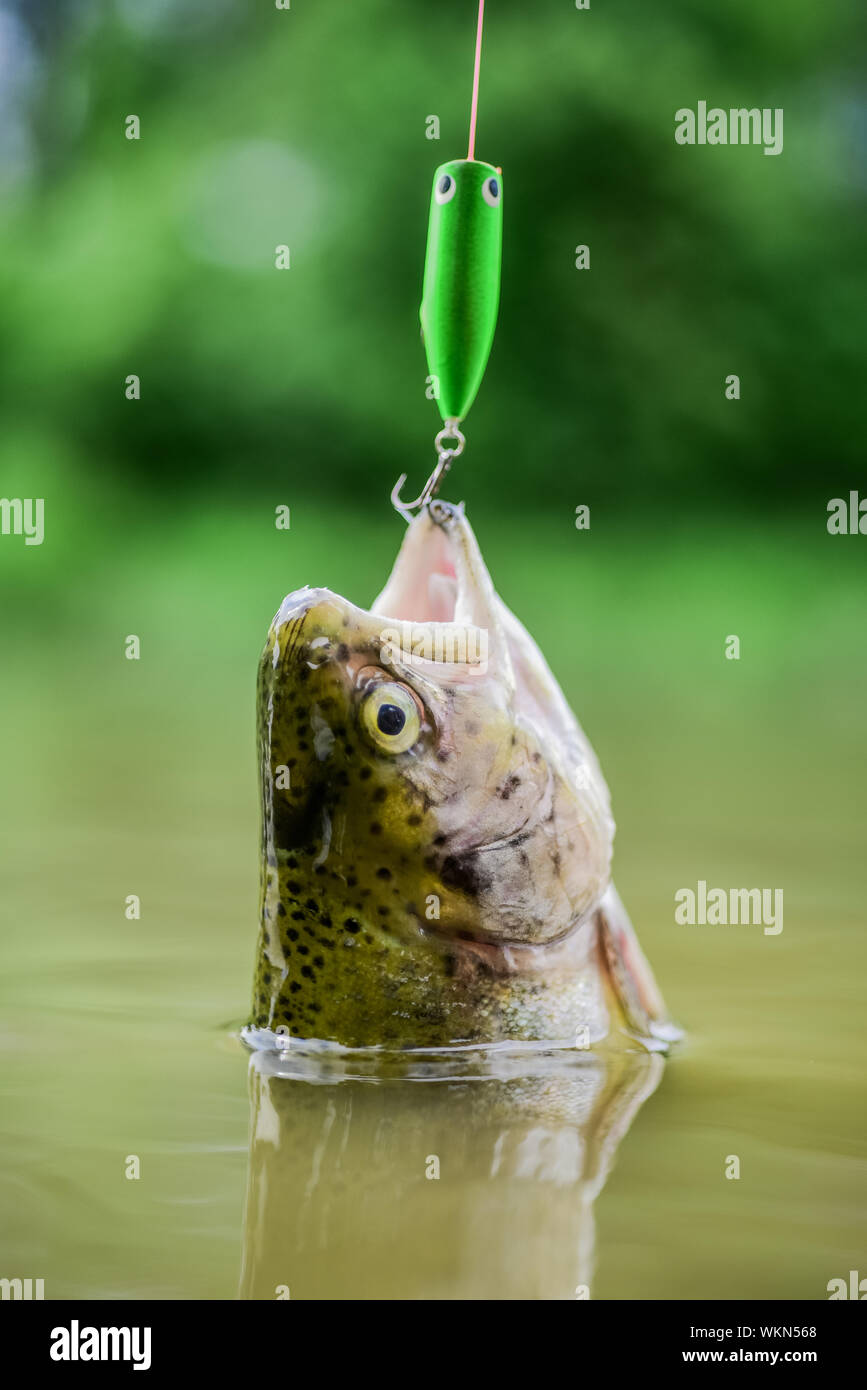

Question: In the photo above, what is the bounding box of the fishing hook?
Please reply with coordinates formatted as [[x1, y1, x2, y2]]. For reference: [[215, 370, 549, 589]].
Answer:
[[390, 420, 466, 522]]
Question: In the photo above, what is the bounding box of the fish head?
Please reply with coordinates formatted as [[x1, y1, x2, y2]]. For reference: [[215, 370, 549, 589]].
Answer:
[[258, 501, 614, 953]]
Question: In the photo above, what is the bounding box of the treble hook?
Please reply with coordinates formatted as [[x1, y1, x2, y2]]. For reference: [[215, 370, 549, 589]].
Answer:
[[391, 419, 466, 522]]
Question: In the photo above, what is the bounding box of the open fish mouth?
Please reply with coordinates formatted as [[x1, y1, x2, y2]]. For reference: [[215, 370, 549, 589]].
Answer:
[[370, 499, 500, 681], [274, 500, 496, 682]]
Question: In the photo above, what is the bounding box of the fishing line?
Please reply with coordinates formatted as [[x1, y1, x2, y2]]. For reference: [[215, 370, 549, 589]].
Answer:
[[467, 0, 485, 162]]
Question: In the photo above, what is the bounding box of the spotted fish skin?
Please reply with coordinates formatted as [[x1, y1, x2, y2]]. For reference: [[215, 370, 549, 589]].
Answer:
[[249, 503, 675, 1051]]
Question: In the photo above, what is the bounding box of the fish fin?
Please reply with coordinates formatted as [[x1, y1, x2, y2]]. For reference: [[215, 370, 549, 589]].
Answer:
[[597, 884, 682, 1047]]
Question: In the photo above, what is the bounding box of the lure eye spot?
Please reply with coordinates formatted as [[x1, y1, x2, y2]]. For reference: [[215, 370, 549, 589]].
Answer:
[[482, 176, 500, 207], [435, 173, 456, 204]]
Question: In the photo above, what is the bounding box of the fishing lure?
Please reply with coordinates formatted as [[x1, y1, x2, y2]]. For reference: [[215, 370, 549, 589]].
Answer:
[[393, 0, 502, 515]]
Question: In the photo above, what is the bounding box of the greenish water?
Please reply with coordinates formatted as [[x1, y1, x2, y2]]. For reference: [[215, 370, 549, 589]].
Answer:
[[1, 504, 864, 1299]]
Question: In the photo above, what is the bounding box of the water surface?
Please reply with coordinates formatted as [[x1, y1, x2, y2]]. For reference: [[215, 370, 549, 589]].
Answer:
[[1, 510, 863, 1299]]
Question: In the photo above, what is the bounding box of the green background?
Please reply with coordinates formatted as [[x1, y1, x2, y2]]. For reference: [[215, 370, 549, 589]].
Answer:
[[1, 0, 864, 512]]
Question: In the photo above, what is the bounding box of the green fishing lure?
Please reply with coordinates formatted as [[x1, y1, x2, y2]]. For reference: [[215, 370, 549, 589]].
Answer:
[[393, 0, 501, 515], [421, 157, 502, 424]]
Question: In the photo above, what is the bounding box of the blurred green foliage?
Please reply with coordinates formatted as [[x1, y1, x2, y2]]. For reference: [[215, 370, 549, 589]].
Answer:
[[1, 0, 864, 517]]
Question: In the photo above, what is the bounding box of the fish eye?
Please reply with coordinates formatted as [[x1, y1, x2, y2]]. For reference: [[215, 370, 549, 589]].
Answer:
[[482, 176, 500, 207], [360, 682, 422, 755], [377, 703, 405, 735], [435, 173, 456, 204]]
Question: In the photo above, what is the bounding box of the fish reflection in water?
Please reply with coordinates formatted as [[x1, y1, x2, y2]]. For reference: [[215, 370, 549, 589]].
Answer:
[[239, 1047, 664, 1300]]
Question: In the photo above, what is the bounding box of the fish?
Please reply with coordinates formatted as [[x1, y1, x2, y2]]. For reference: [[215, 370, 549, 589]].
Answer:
[[246, 498, 678, 1052]]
